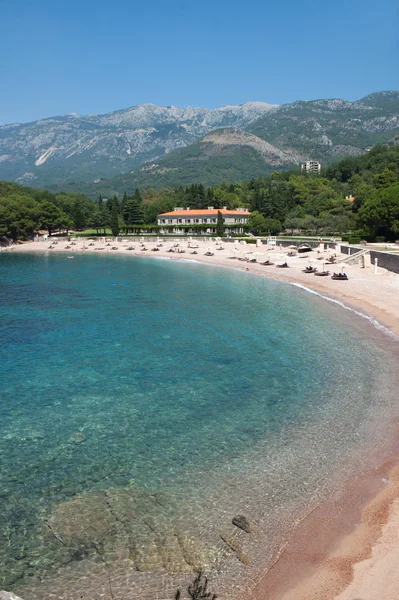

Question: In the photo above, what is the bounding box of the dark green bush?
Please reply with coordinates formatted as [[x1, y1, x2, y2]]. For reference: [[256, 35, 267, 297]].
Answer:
[[348, 237, 361, 244], [375, 236, 385, 243]]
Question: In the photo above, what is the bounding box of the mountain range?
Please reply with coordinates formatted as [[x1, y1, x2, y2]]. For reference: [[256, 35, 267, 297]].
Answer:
[[1, 90, 398, 196]]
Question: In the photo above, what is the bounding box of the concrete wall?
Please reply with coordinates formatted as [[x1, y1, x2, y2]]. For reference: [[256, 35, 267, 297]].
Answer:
[[340, 245, 399, 274], [369, 251, 399, 275], [340, 245, 363, 256], [268, 240, 325, 249]]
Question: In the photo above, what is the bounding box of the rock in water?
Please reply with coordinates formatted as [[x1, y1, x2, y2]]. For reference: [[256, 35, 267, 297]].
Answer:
[[45, 487, 215, 574], [232, 514, 256, 533], [219, 530, 251, 566], [70, 432, 86, 443]]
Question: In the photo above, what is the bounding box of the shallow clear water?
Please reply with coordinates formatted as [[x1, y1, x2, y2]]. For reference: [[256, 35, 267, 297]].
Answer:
[[0, 253, 398, 598]]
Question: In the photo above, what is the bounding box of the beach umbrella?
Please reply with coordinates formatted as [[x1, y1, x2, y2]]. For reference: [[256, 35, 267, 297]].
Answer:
[[288, 244, 297, 249]]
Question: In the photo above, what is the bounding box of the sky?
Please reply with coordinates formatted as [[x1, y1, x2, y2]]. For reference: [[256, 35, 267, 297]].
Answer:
[[1, 0, 398, 124]]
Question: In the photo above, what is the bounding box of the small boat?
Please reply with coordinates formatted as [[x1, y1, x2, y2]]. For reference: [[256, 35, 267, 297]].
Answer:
[[303, 266, 317, 273], [331, 272, 348, 280], [297, 245, 312, 253]]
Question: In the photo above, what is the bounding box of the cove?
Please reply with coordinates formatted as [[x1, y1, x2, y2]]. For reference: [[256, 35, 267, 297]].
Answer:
[[0, 252, 398, 599]]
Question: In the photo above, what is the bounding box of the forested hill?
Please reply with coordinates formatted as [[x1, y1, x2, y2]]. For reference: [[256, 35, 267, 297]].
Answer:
[[1, 145, 398, 243]]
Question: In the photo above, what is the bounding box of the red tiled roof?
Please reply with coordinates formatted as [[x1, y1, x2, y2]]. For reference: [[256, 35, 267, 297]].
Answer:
[[158, 209, 251, 217]]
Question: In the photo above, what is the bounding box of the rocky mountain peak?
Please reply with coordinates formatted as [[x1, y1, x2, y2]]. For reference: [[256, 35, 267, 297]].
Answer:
[[0, 92, 398, 190]]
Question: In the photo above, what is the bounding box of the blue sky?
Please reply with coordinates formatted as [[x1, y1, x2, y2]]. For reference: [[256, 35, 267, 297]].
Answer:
[[1, 0, 398, 123]]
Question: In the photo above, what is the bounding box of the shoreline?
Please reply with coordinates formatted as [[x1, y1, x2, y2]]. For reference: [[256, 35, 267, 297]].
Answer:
[[4, 238, 399, 599], [5, 237, 399, 337], [245, 458, 399, 600]]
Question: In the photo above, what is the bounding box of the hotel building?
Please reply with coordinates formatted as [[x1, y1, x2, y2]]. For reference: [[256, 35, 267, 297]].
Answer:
[[157, 207, 251, 234]]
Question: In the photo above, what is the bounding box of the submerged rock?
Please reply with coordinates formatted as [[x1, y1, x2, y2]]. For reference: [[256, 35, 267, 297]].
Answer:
[[232, 514, 257, 533], [219, 530, 251, 566], [0, 593, 25, 600], [69, 432, 86, 443], [44, 487, 215, 574]]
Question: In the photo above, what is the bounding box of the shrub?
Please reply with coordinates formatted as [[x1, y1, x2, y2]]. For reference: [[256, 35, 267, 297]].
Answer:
[[375, 236, 385, 243], [348, 237, 361, 244]]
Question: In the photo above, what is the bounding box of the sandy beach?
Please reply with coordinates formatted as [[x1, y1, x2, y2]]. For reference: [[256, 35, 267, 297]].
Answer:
[[4, 236, 399, 600]]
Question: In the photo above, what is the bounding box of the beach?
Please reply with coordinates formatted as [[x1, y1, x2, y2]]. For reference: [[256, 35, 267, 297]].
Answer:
[[4, 236, 399, 600], [7, 236, 399, 337]]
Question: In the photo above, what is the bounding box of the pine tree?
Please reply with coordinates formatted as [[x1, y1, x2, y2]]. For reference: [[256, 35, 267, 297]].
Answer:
[[130, 199, 143, 224], [133, 188, 142, 204], [122, 191, 128, 214], [216, 210, 225, 237], [123, 196, 143, 226], [71, 199, 87, 230], [109, 205, 120, 237]]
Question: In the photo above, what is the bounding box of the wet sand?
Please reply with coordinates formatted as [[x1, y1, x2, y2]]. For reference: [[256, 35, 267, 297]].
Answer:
[[5, 237, 399, 600]]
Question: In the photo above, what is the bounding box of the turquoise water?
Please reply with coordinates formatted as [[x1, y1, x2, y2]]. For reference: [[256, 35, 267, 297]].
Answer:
[[0, 252, 398, 598]]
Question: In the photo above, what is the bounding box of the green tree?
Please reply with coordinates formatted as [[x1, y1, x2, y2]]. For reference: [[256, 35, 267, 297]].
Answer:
[[248, 211, 267, 235], [109, 205, 120, 237], [216, 211, 225, 236], [40, 201, 70, 236], [263, 218, 282, 235], [0, 195, 41, 241], [71, 199, 87, 230], [357, 183, 399, 239]]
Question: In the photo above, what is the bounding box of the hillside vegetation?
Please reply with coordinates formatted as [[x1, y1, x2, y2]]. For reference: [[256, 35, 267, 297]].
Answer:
[[1, 145, 398, 242]]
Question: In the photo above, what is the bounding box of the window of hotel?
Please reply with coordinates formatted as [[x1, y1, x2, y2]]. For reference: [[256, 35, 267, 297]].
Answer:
[[161, 219, 166, 223], [186, 219, 191, 223], [195, 219, 199, 223], [212, 218, 216, 223], [178, 219, 182, 223], [168, 219, 172, 224], [203, 219, 207, 223]]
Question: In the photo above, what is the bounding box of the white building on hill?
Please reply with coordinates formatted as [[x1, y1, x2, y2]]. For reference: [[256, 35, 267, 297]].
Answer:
[[157, 207, 251, 234], [301, 160, 321, 174]]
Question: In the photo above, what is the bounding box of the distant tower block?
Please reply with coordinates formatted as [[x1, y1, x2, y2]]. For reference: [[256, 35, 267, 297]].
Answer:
[[301, 160, 321, 174]]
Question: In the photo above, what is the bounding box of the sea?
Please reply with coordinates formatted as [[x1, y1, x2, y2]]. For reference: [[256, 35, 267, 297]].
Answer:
[[0, 252, 398, 600]]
